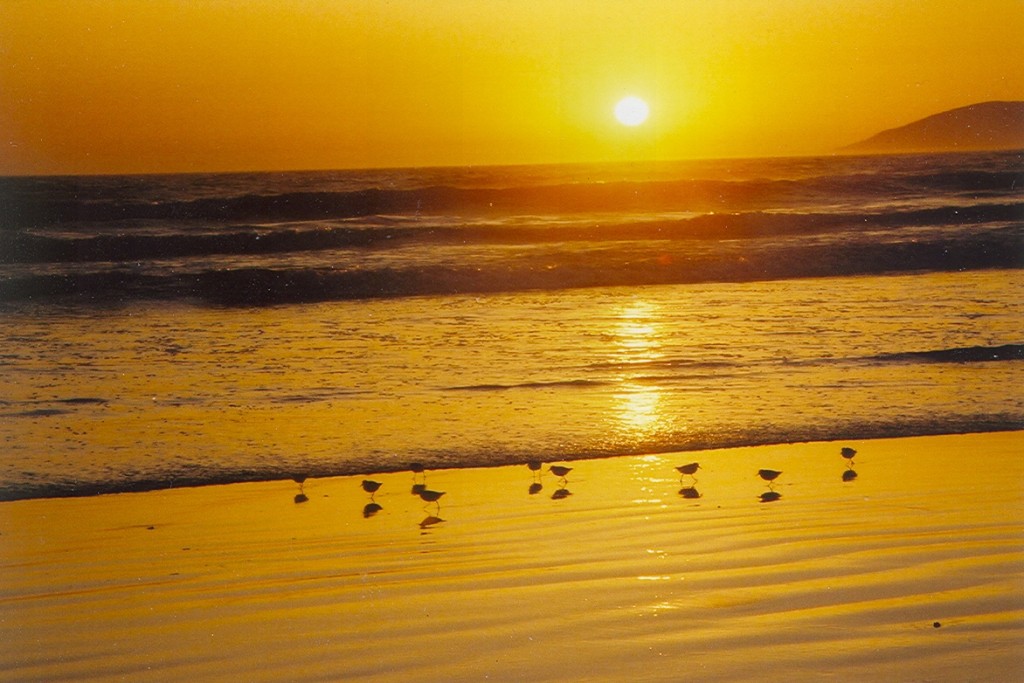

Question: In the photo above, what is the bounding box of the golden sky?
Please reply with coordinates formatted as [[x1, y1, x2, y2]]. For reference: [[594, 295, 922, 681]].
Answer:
[[2, 0, 1022, 175]]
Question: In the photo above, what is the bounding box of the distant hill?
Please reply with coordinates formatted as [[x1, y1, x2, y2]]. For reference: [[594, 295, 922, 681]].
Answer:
[[841, 101, 1024, 154]]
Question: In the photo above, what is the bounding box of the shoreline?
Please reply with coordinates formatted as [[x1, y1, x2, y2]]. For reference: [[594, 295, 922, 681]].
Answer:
[[2, 431, 1022, 680], [2, 422, 1023, 503]]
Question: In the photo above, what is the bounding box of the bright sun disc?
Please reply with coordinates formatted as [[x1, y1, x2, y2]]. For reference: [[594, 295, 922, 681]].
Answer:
[[614, 96, 649, 126]]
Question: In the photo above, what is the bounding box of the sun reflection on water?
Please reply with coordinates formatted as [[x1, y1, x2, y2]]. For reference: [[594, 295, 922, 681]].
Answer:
[[610, 301, 669, 437]]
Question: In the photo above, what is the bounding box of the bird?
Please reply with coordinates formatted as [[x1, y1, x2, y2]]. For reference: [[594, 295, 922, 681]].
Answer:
[[549, 465, 572, 481], [527, 460, 543, 473], [409, 462, 425, 474], [676, 462, 700, 475], [291, 474, 308, 492], [757, 469, 783, 490], [841, 447, 857, 466], [361, 479, 383, 496], [418, 489, 446, 505]]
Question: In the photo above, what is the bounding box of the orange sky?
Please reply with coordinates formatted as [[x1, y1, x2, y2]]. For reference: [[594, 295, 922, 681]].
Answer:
[[2, 0, 1022, 175]]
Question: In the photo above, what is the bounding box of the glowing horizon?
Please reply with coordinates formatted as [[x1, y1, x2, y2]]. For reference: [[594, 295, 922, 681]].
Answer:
[[1, 1, 1022, 175]]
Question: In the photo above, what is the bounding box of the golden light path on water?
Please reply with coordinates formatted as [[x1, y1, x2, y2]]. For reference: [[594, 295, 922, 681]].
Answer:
[[610, 300, 668, 438]]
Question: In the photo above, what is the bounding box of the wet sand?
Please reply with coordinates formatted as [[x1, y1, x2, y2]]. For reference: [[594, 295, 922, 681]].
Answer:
[[1, 431, 1022, 681]]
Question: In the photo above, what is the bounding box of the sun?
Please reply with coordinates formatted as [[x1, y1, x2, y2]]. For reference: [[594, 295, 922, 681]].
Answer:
[[614, 96, 650, 126]]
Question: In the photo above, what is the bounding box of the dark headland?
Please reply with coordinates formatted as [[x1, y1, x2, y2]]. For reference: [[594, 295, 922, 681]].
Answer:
[[841, 101, 1024, 154]]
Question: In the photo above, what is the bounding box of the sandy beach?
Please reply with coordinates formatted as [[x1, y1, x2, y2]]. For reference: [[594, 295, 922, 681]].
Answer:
[[1, 431, 1021, 681]]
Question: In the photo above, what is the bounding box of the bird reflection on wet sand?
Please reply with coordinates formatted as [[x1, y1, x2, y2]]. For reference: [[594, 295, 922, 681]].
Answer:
[[419, 515, 445, 530], [842, 468, 858, 482], [363, 502, 383, 518], [529, 482, 543, 495], [759, 490, 782, 503], [551, 487, 572, 500], [679, 486, 701, 499]]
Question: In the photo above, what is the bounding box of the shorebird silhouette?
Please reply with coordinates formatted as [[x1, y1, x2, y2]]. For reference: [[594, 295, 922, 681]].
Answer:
[[757, 469, 782, 490], [675, 462, 700, 483], [841, 447, 857, 466], [409, 462, 426, 484], [361, 479, 383, 498], [527, 461, 543, 480], [549, 465, 572, 482], [418, 489, 446, 511]]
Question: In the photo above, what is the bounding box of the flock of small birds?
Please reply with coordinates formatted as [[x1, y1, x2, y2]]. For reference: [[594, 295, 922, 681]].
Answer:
[[291, 446, 860, 509]]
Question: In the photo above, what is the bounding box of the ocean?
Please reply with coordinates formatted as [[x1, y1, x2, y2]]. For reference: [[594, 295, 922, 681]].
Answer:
[[0, 151, 1021, 500]]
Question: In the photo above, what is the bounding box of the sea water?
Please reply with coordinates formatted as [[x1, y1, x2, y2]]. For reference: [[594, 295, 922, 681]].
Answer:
[[1, 151, 1021, 499]]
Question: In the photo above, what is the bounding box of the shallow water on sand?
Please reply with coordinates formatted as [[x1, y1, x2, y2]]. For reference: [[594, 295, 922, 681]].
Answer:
[[0, 268, 1021, 499]]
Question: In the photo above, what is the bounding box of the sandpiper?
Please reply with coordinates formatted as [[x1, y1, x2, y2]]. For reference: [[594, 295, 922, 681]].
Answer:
[[840, 447, 857, 465], [675, 462, 700, 476], [418, 489, 445, 504], [757, 469, 782, 490], [549, 465, 572, 481], [361, 479, 383, 496]]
